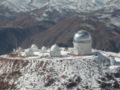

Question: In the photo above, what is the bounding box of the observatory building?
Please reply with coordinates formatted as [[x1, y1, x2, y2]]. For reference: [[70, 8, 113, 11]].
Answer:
[[41, 46, 47, 53], [31, 44, 39, 52], [73, 30, 92, 55], [50, 44, 61, 57], [24, 48, 34, 56]]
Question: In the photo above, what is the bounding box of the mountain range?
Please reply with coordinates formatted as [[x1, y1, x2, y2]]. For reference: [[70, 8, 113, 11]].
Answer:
[[0, 0, 120, 12], [0, 1, 120, 89], [0, 0, 120, 54]]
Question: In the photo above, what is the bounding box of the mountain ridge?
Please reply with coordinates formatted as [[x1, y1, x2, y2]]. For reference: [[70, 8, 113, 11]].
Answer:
[[0, 0, 120, 12]]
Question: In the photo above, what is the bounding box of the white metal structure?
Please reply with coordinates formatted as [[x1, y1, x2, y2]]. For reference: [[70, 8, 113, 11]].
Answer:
[[50, 44, 61, 57], [73, 30, 92, 55]]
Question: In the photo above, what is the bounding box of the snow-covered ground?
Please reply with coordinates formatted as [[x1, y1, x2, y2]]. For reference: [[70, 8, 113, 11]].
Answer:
[[0, 47, 120, 90], [15, 56, 101, 90], [110, 16, 120, 27]]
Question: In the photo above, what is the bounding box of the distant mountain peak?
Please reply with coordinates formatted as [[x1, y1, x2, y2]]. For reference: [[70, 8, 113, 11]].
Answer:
[[0, 0, 120, 12]]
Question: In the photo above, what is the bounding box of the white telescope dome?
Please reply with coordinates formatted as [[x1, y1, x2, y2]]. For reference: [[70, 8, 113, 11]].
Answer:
[[25, 48, 34, 56], [73, 30, 91, 42], [41, 46, 47, 51], [50, 44, 60, 51], [73, 30, 92, 55], [50, 44, 61, 57], [41, 46, 47, 53], [31, 44, 39, 51], [31, 44, 38, 49]]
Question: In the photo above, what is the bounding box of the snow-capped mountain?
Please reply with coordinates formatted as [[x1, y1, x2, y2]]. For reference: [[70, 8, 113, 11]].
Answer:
[[0, 0, 49, 12], [0, 0, 120, 12], [0, 0, 120, 55]]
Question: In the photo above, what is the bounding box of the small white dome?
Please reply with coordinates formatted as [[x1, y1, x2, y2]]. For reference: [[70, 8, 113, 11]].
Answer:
[[31, 44, 38, 49], [25, 48, 34, 56], [50, 44, 60, 51], [50, 44, 61, 57], [73, 30, 91, 42], [31, 44, 39, 52], [41, 46, 47, 51]]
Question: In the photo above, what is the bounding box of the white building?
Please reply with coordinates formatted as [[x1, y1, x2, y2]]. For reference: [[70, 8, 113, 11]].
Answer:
[[13, 47, 23, 53], [73, 30, 92, 55], [109, 66, 120, 72], [24, 48, 34, 56], [31, 44, 39, 52], [50, 44, 61, 57], [41, 46, 47, 53]]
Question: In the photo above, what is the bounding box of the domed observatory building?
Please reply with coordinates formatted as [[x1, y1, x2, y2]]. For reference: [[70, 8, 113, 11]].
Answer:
[[41, 46, 47, 53], [31, 44, 39, 52], [24, 48, 34, 56], [50, 44, 61, 57], [73, 30, 92, 55]]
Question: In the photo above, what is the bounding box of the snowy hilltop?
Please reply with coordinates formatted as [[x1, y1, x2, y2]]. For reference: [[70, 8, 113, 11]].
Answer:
[[0, 45, 120, 90], [0, 30, 120, 90], [0, 0, 120, 12]]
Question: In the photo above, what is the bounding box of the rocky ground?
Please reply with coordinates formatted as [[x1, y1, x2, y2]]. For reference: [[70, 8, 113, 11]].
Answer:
[[0, 49, 120, 90]]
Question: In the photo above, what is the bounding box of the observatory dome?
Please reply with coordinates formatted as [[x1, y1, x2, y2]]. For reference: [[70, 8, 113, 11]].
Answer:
[[31, 44, 38, 49], [50, 44, 60, 51], [50, 44, 61, 57], [73, 30, 92, 55], [31, 44, 39, 51], [41, 46, 47, 51], [25, 48, 34, 56], [73, 30, 91, 42], [41, 46, 47, 53]]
